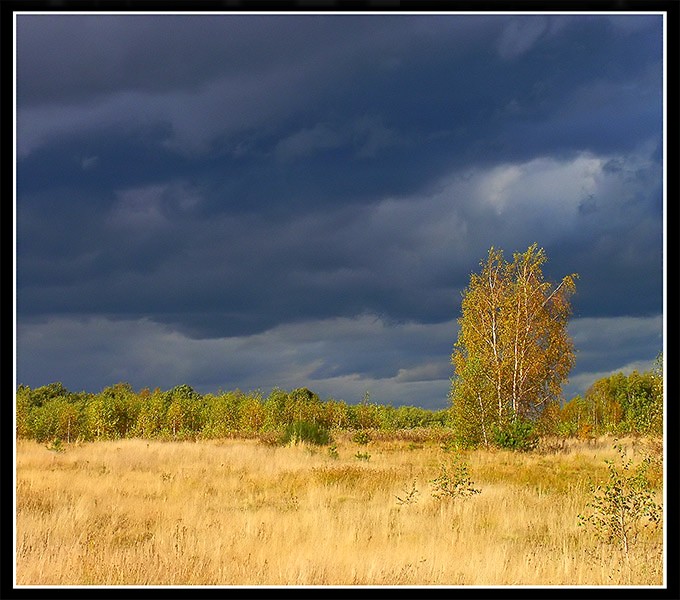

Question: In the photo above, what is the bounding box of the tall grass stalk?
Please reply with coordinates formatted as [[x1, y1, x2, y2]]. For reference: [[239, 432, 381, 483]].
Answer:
[[15, 436, 663, 586]]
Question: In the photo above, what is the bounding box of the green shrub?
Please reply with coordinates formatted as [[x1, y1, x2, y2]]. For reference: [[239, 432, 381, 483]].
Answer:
[[578, 444, 661, 559], [327, 443, 339, 459], [352, 430, 372, 445], [45, 438, 65, 453], [281, 420, 332, 446], [491, 418, 539, 452], [440, 438, 459, 453], [431, 454, 481, 501]]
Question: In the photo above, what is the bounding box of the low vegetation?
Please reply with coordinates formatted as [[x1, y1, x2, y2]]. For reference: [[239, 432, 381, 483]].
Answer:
[[15, 434, 663, 586]]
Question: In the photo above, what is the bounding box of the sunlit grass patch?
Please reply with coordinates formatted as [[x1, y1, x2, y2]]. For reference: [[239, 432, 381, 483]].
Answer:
[[15, 436, 664, 586]]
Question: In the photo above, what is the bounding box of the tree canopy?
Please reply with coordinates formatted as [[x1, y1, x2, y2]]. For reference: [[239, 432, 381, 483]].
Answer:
[[450, 243, 578, 447]]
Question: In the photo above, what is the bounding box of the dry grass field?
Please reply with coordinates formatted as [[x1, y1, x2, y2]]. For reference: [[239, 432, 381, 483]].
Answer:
[[14, 434, 665, 587]]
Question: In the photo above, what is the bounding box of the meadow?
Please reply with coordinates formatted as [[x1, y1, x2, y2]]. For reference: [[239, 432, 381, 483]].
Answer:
[[15, 433, 664, 587]]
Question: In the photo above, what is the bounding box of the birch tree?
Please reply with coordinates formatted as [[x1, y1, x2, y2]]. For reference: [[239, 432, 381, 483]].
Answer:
[[451, 244, 577, 446]]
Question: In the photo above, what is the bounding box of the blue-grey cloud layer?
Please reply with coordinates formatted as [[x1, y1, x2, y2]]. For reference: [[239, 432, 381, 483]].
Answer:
[[15, 12, 665, 408]]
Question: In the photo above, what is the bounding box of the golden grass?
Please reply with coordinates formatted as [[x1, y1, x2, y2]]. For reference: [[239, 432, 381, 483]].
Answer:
[[15, 435, 664, 587]]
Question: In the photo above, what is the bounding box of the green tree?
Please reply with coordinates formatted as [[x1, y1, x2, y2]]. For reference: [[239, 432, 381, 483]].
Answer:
[[289, 387, 324, 424], [351, 391, 381, 430], [581, 367, 662, 437], [261, 387, 326, 430], [450, 356, 494, 447], [618, 371, 658, 435], [649, 352, 664, 437], [83, 395, 118, 440], [31, 397, 81, 443], [238, 392, 265, 434], [559, 395, 592, 438], [16, 385, 34, 439], [263, 388, 291, 431], [201, 391, 242, 437], [27, 382, 71, 407], [98, 382, 140, 438], [451, 244, 577, 447], [164, 384, 203, 438], [536, 398, 561, 437], [134, 388, 169, 438], [583, 375, 624, 435], [320, 399, 351, 430]]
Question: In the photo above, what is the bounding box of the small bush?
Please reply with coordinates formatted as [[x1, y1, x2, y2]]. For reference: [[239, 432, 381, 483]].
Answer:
[[352, 430, 372, 445], [45, 439, 65, 453], [431, 454, 481, 501], [578, 443, 661, 559], [440, 438, 459, 453], [492, 418, 538, 452], [281, 421, 332, 446]]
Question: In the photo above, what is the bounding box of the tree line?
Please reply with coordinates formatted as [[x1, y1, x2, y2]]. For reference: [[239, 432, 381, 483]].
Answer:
[[15, 384, 450, 443], [549, 365, 663, 439], [15, 365, 662, 446]]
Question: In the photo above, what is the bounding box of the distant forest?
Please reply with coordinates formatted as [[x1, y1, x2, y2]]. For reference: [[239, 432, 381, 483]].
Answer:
[[16, 360, 662, 447]]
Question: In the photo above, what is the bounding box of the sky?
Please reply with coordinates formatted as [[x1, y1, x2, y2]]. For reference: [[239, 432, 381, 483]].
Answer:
[[13, 10, 666, 410]]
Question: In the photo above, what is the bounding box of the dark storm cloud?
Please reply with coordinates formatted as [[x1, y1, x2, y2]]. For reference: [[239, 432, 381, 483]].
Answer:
[[16, 14, 394, 105], [14, 11, 666, 407], [18, 145, 662, 337]]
